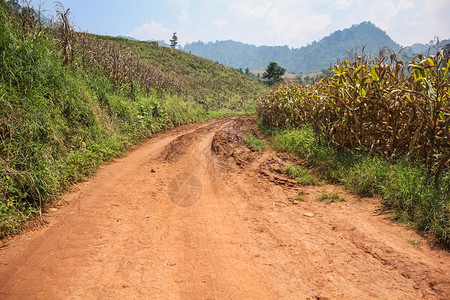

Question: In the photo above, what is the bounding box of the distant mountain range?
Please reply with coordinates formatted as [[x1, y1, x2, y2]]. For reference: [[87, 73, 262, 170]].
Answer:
[[119, 21, 449, 74], [180, 22, 449, 73]]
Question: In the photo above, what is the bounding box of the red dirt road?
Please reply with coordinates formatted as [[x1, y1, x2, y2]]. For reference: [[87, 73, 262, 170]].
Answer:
[[1, 117, 449, 299]]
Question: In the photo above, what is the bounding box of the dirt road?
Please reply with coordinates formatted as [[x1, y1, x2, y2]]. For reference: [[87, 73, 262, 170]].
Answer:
[[1, 116, 449, 299]]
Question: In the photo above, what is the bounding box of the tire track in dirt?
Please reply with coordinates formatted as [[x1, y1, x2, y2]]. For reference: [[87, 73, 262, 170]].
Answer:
[[0, 116, 449, 299]]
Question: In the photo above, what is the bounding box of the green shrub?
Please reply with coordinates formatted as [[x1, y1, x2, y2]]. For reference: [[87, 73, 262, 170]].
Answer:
[[245, 133, 266, 151], [261, 123, 450, 247], [0, 5, 265, 238], [284, 165, 317, 185]]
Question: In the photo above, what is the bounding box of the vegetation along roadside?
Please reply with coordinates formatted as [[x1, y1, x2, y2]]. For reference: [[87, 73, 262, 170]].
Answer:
[[257, 49, 449, 247], [0, 2, 265, 237]]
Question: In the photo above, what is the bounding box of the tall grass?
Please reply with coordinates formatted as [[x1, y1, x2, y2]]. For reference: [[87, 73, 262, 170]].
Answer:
[[0, 3, 265, 237], [261, 123, 450, 247], [258, 50, 450, 181], [258, 49, 450, 244]]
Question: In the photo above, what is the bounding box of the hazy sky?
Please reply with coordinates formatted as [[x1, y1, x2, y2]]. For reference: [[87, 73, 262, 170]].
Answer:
[[37, 0, 450, 47]]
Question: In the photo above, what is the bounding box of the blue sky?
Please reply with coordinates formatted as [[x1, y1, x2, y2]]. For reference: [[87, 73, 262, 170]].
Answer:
[[36, 0, 450, 47]]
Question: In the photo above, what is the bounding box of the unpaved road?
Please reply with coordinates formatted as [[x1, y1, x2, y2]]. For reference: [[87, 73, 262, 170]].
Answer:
[[1, 116, 449, 299]]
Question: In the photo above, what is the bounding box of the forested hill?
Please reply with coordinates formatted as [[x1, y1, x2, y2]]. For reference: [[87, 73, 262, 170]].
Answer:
[[183, 21, 401, 73]]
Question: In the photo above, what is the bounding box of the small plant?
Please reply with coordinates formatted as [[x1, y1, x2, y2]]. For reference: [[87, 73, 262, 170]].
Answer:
[[408, 239, 422, 247], [244, 133, 266, 151], [284, 165, 317, 185], [295, 193, 305, 201], [318, 191, 345, 203]]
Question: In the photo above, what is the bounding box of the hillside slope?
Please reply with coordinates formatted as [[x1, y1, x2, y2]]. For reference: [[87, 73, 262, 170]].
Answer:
[[183, 21, 401, 73], [0, 3, 265, 237]]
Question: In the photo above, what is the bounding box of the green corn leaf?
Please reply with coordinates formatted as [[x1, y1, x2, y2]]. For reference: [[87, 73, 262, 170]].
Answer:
[[371, 66, 379, 81], [443, 59, 450, 81], [425, 57, 435, 67], [361, 87, 366, 97], [406, 94, 412, 102]]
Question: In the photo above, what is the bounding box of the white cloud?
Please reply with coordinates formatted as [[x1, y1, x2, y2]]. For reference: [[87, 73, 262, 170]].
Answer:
[[179, 9, 190, 23], [268, 8, 332, 43], [129, 21, 172, 41], [334, 0, 354, 10], [212, 18, 227, 27], [232, 2, 272, 19], [166, 0, 189, 7], [394, 0, 450, 45], [398, 0, 416, 10]]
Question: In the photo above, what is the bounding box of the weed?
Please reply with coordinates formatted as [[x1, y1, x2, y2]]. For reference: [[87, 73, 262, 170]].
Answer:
[[344, 156, 390, 196], [261, 123, 450, 247], [284, 165, 317, 185], [409, 239, 422, 246], [0, 3, 266, 238], [295, 193, 305, 201], [318, 191, 345, 203], [244, 133, 266, 151]]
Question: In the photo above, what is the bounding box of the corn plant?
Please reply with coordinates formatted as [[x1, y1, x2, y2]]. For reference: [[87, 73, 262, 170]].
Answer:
[[258, 50, 450, 180], [55, 4, 74, 65]]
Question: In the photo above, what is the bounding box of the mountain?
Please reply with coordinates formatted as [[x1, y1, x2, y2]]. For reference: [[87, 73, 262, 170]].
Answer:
[[117, 35, 137, 41], [183, 21, 402, 73], [402, 39, 450, 58]]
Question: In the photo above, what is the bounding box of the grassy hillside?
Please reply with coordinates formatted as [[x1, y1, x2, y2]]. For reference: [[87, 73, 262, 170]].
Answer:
[[0, 3, 265, 237]]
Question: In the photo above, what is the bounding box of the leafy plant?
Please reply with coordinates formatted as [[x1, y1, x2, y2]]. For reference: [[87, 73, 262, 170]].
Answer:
[[244, 133, 266, 151], [284, 165, 317, 185], [258, 50, 449, 182], [261, 123, 450, 247], [318, 191, 345, 203], [0, 3, 265, 238]]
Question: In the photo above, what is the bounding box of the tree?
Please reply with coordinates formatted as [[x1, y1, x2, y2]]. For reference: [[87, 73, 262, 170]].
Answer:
[[170, 32, 178, 48], [262, 62, 285, 85]]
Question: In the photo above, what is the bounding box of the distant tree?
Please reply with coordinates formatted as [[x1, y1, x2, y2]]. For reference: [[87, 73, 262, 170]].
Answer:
[[262, 62, 285, 85], [170, 32, 178, 48], [245, 67, 250, 75], [304, 75, 311, 84]]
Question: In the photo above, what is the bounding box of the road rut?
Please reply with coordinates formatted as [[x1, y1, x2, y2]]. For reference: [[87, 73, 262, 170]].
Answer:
[[0, 116, 449, 299]]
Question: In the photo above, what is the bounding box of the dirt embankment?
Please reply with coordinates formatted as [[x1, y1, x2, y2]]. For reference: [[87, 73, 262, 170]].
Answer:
[[1, 116, 449, 299]]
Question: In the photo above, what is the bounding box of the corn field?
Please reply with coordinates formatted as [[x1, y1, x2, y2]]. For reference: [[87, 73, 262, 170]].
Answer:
[[258, 50, 450, 179]]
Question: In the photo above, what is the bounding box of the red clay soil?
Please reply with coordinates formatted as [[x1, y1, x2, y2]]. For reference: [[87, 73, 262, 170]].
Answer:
[[0, 116, 449, 299]]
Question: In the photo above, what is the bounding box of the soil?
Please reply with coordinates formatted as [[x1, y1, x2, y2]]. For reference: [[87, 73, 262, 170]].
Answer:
[[1, 116, 449, 299]]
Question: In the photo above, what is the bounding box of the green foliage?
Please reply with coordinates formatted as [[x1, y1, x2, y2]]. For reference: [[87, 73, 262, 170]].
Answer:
[[262, 62, 286, 85], [244, 133, 266, 151], [344, 156, 390, 196], [0, 7, 265, 238], [284, 165, 317, 185], [318, 191, 345, 203], [261, 124, 450, 247], [82, 34, 266, 112], [258, 51, 450, 182]]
